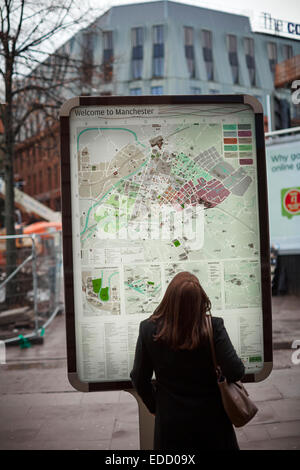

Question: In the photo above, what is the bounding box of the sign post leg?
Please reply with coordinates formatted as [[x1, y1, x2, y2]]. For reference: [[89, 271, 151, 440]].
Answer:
[[126, 389, 155, 450]]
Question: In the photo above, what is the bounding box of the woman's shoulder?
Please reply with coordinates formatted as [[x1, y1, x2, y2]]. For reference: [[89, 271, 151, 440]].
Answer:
[[138, 318, 158, 345], [140, 317, 157, 334], [211, 316, 224, 327], [211, 316, 225, 336]]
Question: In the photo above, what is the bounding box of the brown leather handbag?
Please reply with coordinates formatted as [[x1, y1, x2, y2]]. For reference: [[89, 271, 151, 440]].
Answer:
[[206, 314, 258, 428]]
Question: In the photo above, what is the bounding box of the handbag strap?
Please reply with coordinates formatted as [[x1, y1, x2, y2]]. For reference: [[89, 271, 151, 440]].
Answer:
[[206, 314, 219, 375]]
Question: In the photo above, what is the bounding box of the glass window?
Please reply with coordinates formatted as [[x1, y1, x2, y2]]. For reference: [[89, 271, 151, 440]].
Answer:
[[153, 25, 164, 44], [81, 31, 96, 85], [153, 58, 164, 77], [191, 87, 201, 95], [103, 31, 113, 82], [227, 35, 239, 84], [245, 37, 254, 56], [132, 28, 144, 79], [283, 45, 293, 60], [201, 30, 213, 81], [103, 31, 113, 50], [244, 38, 256, 86], [130, 88, 142, 95], [132, 60, 143, 79], [153, 25, 164, 78], [132, 27, 143, 47], [184, 27, 195, 78], [202, 30, 212, 49], [184, 27, 193, 46], [151, 86, 163, 95], [267, 42, 277, 76]]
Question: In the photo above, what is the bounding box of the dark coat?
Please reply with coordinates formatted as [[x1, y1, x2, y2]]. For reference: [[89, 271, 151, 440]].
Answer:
[[130, 316, 245, 450]]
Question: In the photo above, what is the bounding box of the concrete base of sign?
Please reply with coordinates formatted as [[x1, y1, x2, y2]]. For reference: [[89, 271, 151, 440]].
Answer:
[[126, 389, 155, 450]]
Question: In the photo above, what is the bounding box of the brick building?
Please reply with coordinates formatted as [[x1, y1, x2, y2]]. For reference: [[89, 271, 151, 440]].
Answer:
[[14, 123, 61, 214]]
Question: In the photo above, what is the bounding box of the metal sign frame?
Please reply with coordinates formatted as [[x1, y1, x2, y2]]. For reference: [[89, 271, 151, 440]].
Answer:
[[60, 94, 272, 392]]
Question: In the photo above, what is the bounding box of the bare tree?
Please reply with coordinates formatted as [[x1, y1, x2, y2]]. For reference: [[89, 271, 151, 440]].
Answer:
[[0, 0, 106, 302]]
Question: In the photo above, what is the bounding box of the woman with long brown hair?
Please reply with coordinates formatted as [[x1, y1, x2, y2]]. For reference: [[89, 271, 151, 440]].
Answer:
[[130, 271, 245, 450]]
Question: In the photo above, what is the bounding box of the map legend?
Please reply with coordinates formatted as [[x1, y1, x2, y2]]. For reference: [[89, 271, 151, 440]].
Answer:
[[223, 124, 238, 158], [238, 124, 254, 166], [223, 123, 254, 166]]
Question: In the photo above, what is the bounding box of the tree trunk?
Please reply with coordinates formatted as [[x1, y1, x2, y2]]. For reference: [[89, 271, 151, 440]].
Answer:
[[4, 62, 17, 305]]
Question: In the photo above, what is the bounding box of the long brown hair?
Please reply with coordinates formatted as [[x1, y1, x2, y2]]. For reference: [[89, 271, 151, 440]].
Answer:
[[150, 271, 211, 350]]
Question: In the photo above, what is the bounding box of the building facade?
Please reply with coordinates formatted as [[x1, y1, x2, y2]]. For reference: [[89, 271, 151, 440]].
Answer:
[[72, 1, 300, 110], [14, 124, 61, 216], [14, 1, 300, 212]]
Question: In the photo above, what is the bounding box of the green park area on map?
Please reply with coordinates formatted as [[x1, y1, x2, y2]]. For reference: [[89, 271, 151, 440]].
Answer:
[[92, 278, 109, 302]]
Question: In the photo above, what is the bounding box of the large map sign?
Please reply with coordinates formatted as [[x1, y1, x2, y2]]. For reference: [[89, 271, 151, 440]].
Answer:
[[60, 95, 272, 391]]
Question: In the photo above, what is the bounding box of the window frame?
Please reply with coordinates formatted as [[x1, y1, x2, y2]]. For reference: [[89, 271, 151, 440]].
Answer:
[[184, 26, 196, 79], [201, 29, 214, 81], [152, 25, 164, 78]]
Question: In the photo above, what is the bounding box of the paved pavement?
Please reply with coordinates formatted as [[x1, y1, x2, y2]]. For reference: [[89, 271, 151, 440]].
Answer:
[[0, 295, 299, 450]]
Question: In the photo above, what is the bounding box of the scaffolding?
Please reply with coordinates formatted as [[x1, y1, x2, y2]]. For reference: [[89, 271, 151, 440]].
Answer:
[[0, 231, 64, 345]]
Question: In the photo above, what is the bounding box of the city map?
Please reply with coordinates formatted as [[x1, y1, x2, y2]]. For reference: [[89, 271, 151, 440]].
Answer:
[[70, 103, 264, 382]]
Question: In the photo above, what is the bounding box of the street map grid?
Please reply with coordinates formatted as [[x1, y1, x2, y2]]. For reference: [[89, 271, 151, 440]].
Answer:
[[69, 103, 264, 382]]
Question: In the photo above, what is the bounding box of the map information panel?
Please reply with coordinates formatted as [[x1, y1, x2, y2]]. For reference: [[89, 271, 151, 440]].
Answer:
[[62, 97, 271, 388]]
